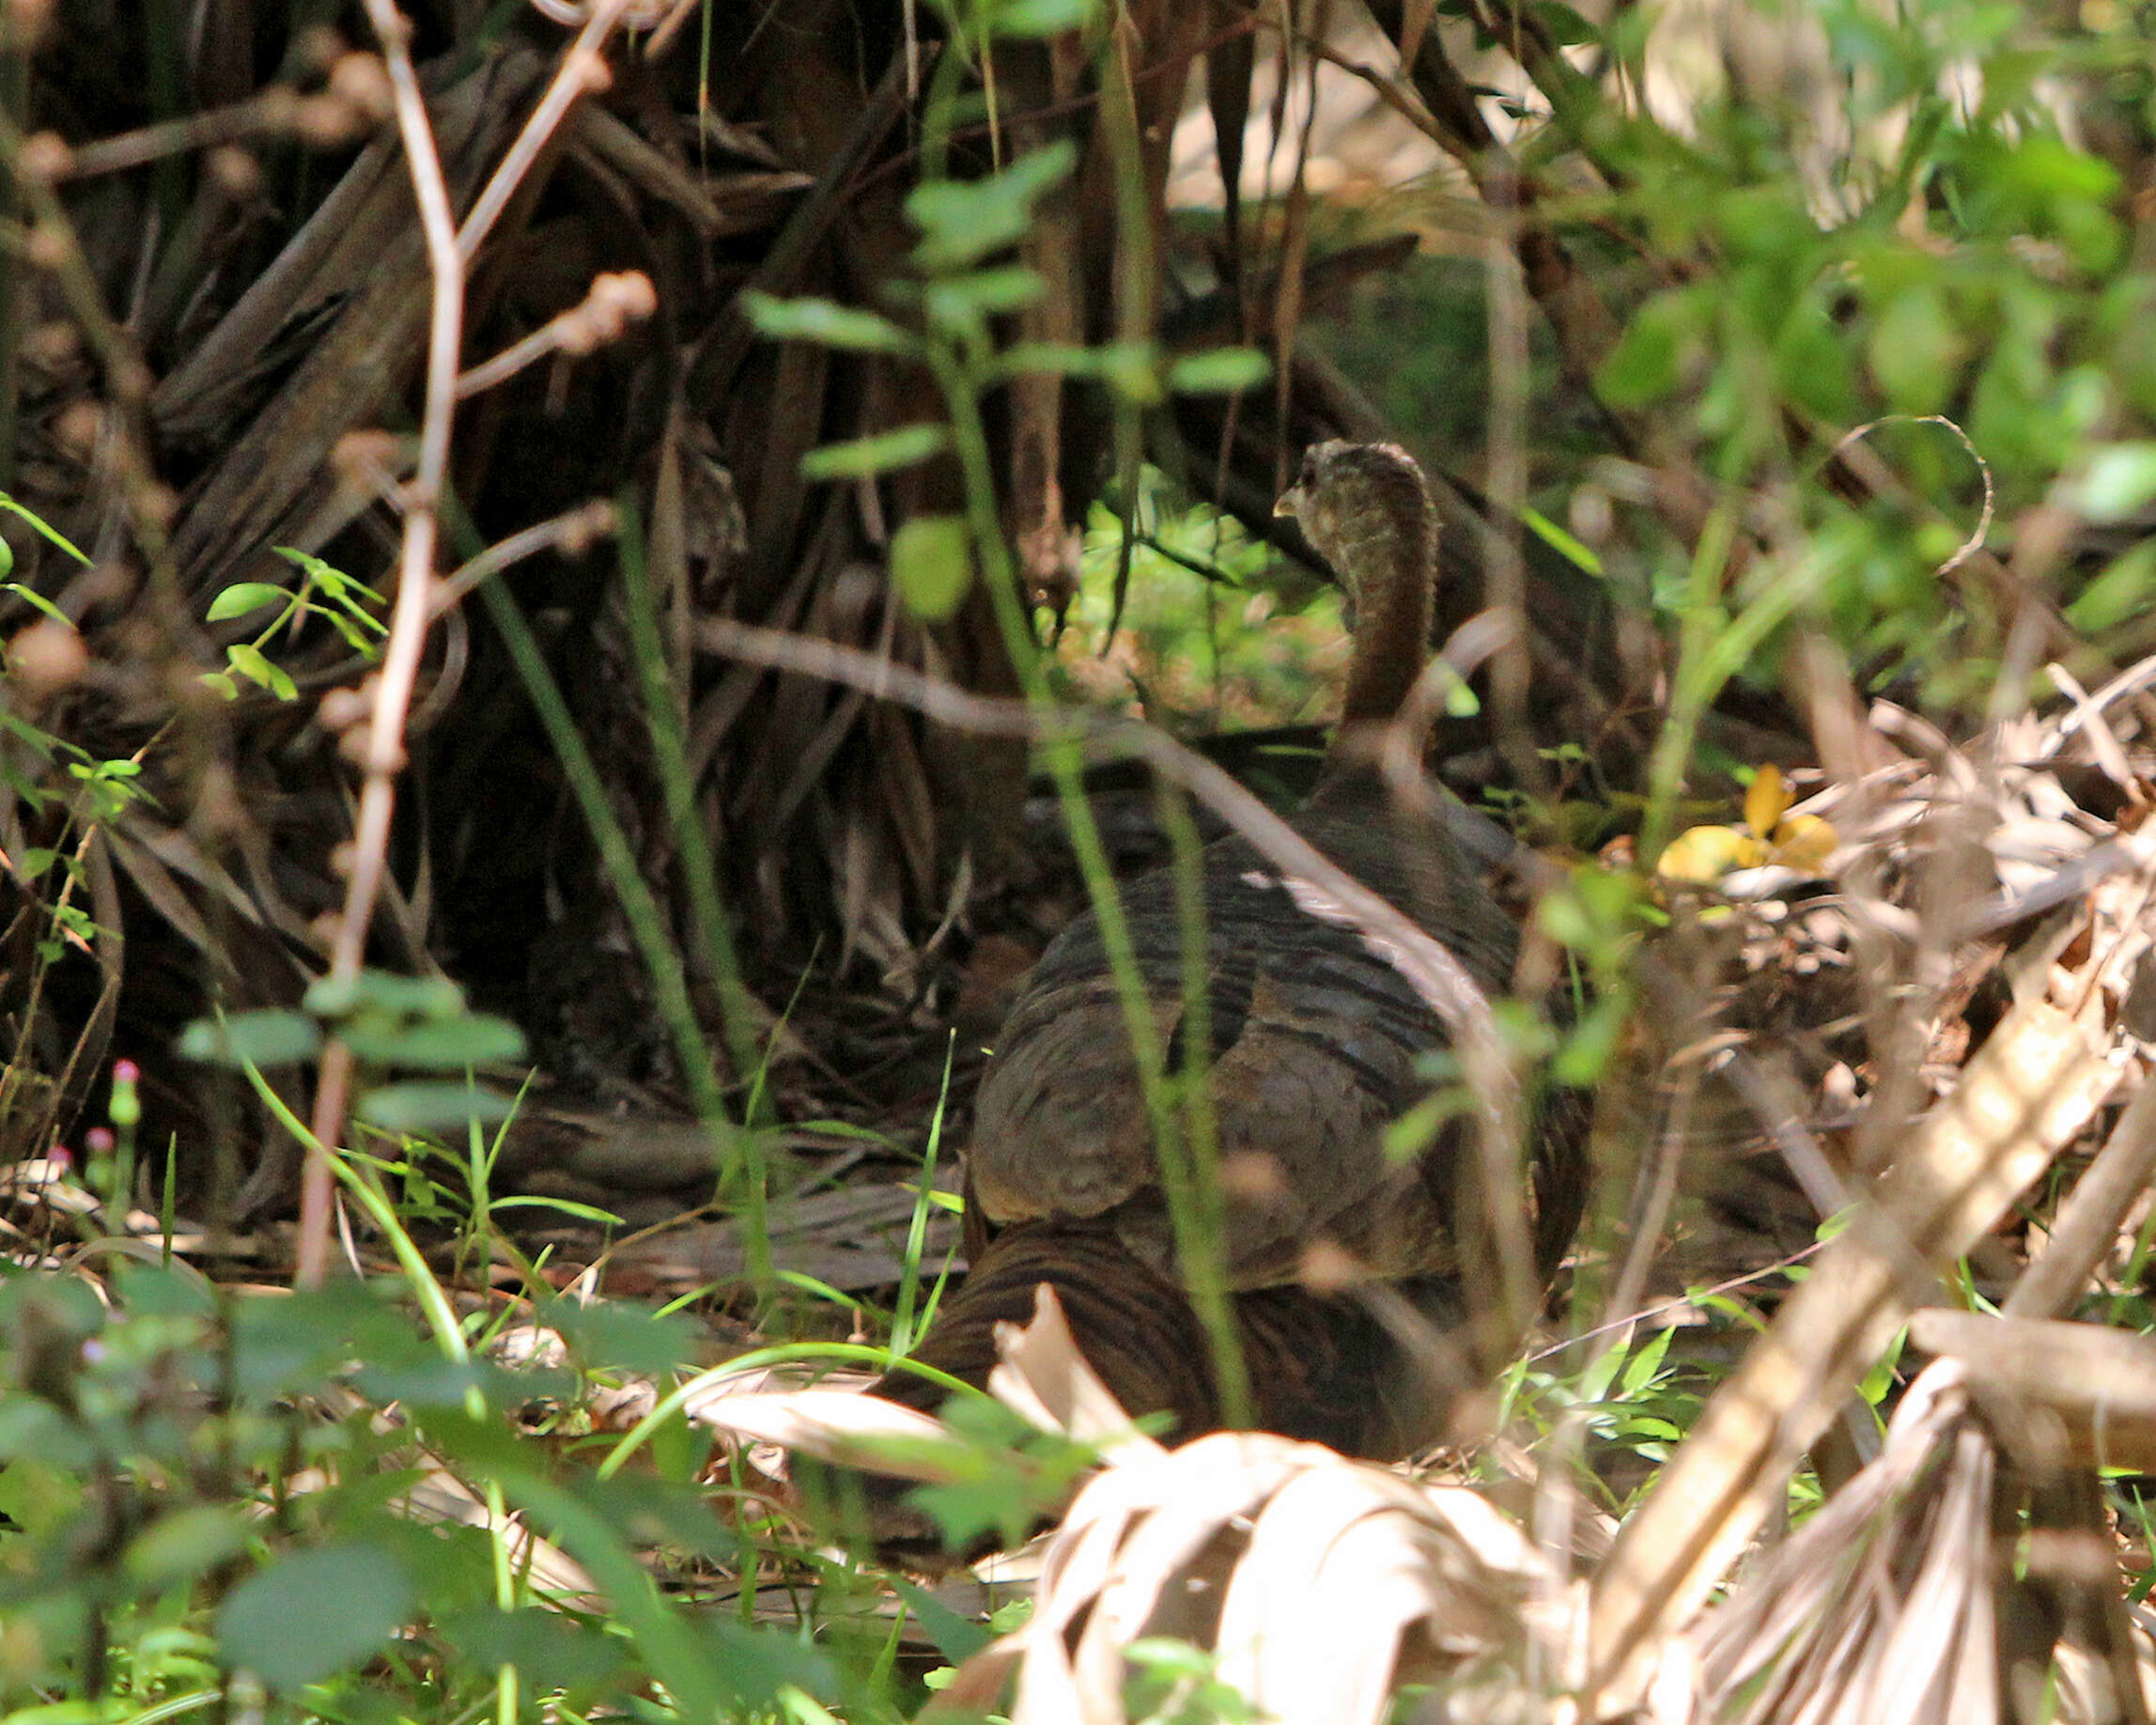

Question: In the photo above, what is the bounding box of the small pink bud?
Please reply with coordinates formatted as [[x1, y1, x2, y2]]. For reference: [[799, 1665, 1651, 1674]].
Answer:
[[114, 1059, 140, 1083], [85, 1127, 114, 1153]]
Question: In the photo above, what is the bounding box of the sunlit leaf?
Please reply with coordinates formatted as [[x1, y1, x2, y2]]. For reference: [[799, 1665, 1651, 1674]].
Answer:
[[1165, 348, 1270, 395], [1656, 824, 1765, 883], [177, 1010, 322, 1069], [2066, 537, 2156, 633], [741, 292, 920, 356], [2070, 443, 2156, 521], [1597, 288, 1698, 407], [988, 0, 1095, 35], [1869, 286, 1962, 413], [799, 424, 951, 481], [890, 514, 974, 621], [1770, 812, 1838, 873], [207, 583, 291, 624], [4, 583, 72, 627], [1743, 763, 1791, 839], [356, 1081, 519, 1131], [225, 643, 296, 701], [0, 492, 92, 565], [1522, 507, 1603, 577]]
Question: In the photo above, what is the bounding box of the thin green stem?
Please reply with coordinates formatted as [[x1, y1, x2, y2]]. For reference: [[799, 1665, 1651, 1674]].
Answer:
[[931, 349, 1250, 1426], [1639, 502, 1736, 864], [613, 491, 765, 1102], [478, 577, 771, 1292]]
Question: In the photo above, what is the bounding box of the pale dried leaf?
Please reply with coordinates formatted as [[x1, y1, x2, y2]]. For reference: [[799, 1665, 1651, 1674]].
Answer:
[[986, 1284, 1168, 1458], [690, 1388, 972, 1484]]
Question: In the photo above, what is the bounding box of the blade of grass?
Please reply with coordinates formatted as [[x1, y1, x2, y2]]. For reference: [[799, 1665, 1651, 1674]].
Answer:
[[476, 573, 771, 1294]]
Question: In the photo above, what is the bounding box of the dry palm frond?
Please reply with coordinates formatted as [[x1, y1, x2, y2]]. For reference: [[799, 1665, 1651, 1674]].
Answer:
[[1688, 1361, 2001, 1725], [1686, 1352, 2156, 1725], [952, 1427, 1572, 1725], [714, 1286, 1581, 1725]]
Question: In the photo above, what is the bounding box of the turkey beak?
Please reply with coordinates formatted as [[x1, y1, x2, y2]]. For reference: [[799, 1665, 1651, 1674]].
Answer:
[[1274, 485, 1302, 519]]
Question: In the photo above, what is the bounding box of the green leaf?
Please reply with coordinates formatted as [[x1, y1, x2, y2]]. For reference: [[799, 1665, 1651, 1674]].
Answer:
[[907, 142, 1077, 271], [799, 423, 951, 481], [338, 1013, 527, 1069], [271, 545, 341, 583], [2067, 537, 2156, 633], [3, 583, 72, 627], [1858, 1324, 1907, 1408], [438, 1608, 628, 1693], [741, 292, 921, 356], [207, 583, 292, 624], [987, 341, 1109, 381], [127, 1506, 253, 1590], [356, 1082, 519, 1132], [1554, 991, 1626, 1085], [178, 1010, 323, 1069], [305, 970, 466, 1021], [2070, 443, 2156, 521], [987, 0, 1096, 35], [0, 493, 92, 566], [225, 642, 297, 701], [1165, 347, 1270, 394], [889, 515, 974, 621], [1522, 506, 1604, 577], [1597, 288, 1698, 407], [216, 1544, 414, 1690], [1868, 288, 1962, 414], [545, 1297, 702, 1375], [1529, 0, 1600, 43], [924, 267, 1047, 330], [200, 671, 240, 700]]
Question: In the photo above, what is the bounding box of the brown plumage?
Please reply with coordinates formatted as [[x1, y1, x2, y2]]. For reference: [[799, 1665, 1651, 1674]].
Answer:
[[870, 443, 1586, 1491]]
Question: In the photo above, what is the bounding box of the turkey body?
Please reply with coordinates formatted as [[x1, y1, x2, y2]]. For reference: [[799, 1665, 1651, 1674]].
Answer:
[[869, 443, 1585, 1469], [969, 795, 1522, 1291]]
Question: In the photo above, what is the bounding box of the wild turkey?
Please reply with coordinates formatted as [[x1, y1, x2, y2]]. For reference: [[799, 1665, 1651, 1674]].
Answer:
[[870, 442, 1586, 1476]]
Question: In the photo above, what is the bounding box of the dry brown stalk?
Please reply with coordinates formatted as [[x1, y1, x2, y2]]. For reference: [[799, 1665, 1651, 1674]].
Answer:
[[1586, 993, 2117, 1709]]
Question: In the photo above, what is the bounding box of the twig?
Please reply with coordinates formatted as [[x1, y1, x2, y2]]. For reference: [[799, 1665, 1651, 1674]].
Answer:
[[298, 1, 631, 1286], [300, 0, 466, 1288], [454, 271, 655, 399], [429, 500, 618, 619], [48, 67, 393, 180], [456, 2, 632, 266]]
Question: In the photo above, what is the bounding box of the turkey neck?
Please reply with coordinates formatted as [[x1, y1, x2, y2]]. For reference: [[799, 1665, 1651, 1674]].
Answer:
[[1332, 466, 1438, 738]]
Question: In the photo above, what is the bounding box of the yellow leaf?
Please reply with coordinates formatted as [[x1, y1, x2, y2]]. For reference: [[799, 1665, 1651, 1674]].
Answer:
[[1657, 824, 1767, 883], [1744, 763, 1791, 839], [1770, 813, 1838, 873]]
